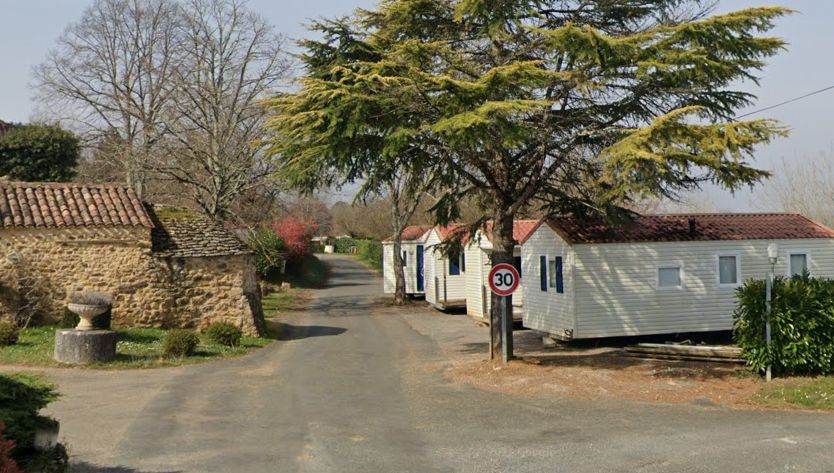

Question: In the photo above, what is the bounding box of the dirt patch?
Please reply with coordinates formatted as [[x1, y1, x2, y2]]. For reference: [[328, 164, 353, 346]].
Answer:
[[446, 347, 762, 406]]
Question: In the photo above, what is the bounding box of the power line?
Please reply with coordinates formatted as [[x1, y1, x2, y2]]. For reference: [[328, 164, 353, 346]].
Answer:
[[736, 84, 834, 119]]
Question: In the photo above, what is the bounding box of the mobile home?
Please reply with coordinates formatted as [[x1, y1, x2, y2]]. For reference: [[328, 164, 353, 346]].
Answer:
[[424, 225, 469, 309], [382, 225, 433, 296], [521, 213, 834, 340], [464, 220, 539, 320]]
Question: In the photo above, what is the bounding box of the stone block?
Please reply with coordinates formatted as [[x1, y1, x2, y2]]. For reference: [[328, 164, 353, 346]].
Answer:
[[54, 330, 117, 364]]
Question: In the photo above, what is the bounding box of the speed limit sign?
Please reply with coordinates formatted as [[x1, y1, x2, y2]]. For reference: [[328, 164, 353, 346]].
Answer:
[[488, 263, 520, 297]]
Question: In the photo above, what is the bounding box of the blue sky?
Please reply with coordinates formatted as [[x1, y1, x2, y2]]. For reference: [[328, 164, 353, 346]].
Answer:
[[0, 0, 826, 209]]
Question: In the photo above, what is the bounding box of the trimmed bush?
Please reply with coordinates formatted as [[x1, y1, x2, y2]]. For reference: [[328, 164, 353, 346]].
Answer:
[[734, 273, 834, 376], [355, 240, 383, 271], [162, 329, 200, 358], [0, 373, 59, 461], [334, 237, 357, 254], [59, 306, 112, 330], [0, 322, 19, 347], [206, 323, 242, 347]]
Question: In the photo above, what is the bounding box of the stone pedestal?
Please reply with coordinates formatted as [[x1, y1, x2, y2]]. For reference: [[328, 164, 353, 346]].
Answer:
[[54, 330, 117, 364]]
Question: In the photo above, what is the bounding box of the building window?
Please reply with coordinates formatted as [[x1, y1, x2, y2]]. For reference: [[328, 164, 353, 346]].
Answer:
[[513, 256, 522, 278], [449, 250, 463, 276], [540, 256, 547, 291], [548, 257, 564, 294], [402, 250, 407, 267], [789, 252, 808, 276], [555, 257, 564, 294], [718, 254, 740, 286], [548, 259, 556, 288], [657, 266, 682, 289]]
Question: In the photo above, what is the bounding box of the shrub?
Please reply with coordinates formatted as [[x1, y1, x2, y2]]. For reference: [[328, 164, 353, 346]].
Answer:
[[0, 323, 18, 347], [206, 323, 242, 347], [273, 217, 318, 261], [0, 421, 21, 473], [733, 273, 834, 376], [162, 330, 200, 358], [59, 306, 112, 330], [0, 373, 59, 461], [334, 237, 357, 254], [355, 240, 383, 271], [248, 227, 285, 279], [68, 291, 112, 306]]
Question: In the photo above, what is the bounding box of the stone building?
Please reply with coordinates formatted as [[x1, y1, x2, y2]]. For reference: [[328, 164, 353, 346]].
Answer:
[[0, 182, 265, 336]]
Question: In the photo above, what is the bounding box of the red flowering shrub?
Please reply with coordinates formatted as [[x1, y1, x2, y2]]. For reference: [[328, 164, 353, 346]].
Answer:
[[273, 217, 318, 261], [0, 421, 20, 473]]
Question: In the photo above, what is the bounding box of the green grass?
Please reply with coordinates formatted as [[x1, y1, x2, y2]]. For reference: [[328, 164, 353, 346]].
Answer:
[[0, 326, 270, 369], [262, 288, 310, 315], [752, 377, 834, 410]]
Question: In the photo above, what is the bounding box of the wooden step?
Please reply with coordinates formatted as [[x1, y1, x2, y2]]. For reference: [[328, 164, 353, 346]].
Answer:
[[624, 343, 743, 363]]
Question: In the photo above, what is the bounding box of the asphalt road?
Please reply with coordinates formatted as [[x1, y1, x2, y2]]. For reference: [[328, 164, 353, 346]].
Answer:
[[40, 255, 834, 472]]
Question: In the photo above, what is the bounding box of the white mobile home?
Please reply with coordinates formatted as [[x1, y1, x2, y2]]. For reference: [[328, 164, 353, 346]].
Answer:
[[521, 214, 834, 340], [464, 220, 539, 320], [382, 225, 433, 296], [424, 225, 470, 309]]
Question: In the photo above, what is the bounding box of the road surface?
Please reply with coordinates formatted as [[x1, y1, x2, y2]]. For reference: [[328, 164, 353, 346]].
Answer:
[[38, 255, 834, 472]]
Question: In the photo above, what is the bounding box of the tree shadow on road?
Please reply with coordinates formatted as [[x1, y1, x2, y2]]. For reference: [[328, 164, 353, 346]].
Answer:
[[271, 322, 347, 341], [70, 462, 182, 473]]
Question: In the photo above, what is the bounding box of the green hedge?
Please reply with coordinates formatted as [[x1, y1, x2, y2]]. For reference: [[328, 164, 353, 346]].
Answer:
[[734, 274, 834, 376], [355, 240, 382, 271], [334, 237, 357, 254]]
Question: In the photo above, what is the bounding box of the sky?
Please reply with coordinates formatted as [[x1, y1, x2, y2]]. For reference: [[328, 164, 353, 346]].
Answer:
[[0, 0, 828, 210]]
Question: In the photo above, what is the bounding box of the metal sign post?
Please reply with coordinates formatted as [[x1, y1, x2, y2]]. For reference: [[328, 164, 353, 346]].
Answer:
[[488, 263, 520, 365]]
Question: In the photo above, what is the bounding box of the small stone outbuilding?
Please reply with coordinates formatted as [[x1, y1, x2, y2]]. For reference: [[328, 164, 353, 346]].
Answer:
[[0, 182, 265, 336]]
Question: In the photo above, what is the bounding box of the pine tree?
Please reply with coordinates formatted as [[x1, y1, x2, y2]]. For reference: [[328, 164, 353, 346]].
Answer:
[[267, 1, 790, 359]]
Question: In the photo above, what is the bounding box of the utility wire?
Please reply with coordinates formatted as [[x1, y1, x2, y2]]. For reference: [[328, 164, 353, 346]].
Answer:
[[735, 84, 834, 119]]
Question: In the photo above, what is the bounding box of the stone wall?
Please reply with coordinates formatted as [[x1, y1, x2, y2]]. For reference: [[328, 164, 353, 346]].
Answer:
[[0, 227, 264, 336]]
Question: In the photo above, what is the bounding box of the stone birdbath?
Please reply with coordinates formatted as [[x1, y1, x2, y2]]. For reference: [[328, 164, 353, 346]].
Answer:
[[54, 292, 117, 364]]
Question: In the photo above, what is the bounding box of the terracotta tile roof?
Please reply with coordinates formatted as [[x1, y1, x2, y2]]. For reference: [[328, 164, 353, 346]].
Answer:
[[544, 213, 834, 245], [434, 224, 470, 242], [149, 206, 252, 258], [0, 181, 152, 228], [483, 220, 540, 244], [383, 225, 433, 242]]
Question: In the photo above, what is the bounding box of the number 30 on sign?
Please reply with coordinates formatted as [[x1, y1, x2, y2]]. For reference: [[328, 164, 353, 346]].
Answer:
[[488, 263, 520, 297]]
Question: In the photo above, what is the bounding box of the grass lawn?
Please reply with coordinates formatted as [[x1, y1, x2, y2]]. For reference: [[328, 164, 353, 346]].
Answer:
[[0, 326, 270, 369], [752, 377, 834, 410], [262, 288, 311, 314]]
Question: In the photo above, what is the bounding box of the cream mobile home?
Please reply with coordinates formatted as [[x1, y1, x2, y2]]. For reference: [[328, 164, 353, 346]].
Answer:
[[464, 220, 539, 320], [521, 214, 834, 340], [382, 225, 433, 296], [424, 225, 469, 310]]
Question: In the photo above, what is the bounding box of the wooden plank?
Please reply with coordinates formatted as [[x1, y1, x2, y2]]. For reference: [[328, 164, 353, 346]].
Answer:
[[624, 352, 745, 364], [626, 343, 741, 358]]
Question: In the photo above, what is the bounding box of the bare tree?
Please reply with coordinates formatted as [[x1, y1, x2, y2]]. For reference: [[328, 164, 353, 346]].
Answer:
[[156, 0, 290, 221], [33, 0, 180, 197], [758, 152, 834, 227]]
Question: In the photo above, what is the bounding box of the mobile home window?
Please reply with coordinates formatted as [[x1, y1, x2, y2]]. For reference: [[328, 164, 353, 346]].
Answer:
[[789, 253, 808, 276], [540, 256, 547, 291], [718, 255, 739, 286], [657, 266, 682, 288], [449, 251, 464, 276], [402, 250, 407, 267], [548, 257, 564, 293], [513, 256, 522, 278]]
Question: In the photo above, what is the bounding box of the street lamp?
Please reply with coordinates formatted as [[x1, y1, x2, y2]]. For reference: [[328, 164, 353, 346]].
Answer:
[[765, 243, 778, 382]]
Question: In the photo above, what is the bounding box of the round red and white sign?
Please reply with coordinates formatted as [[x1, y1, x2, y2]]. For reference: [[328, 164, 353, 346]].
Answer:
[[488, 263, 520, 297]]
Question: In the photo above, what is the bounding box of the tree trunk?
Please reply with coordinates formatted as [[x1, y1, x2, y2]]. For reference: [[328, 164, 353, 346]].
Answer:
[[489, 211, 515, 361], [392, 237, 407, 304]]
